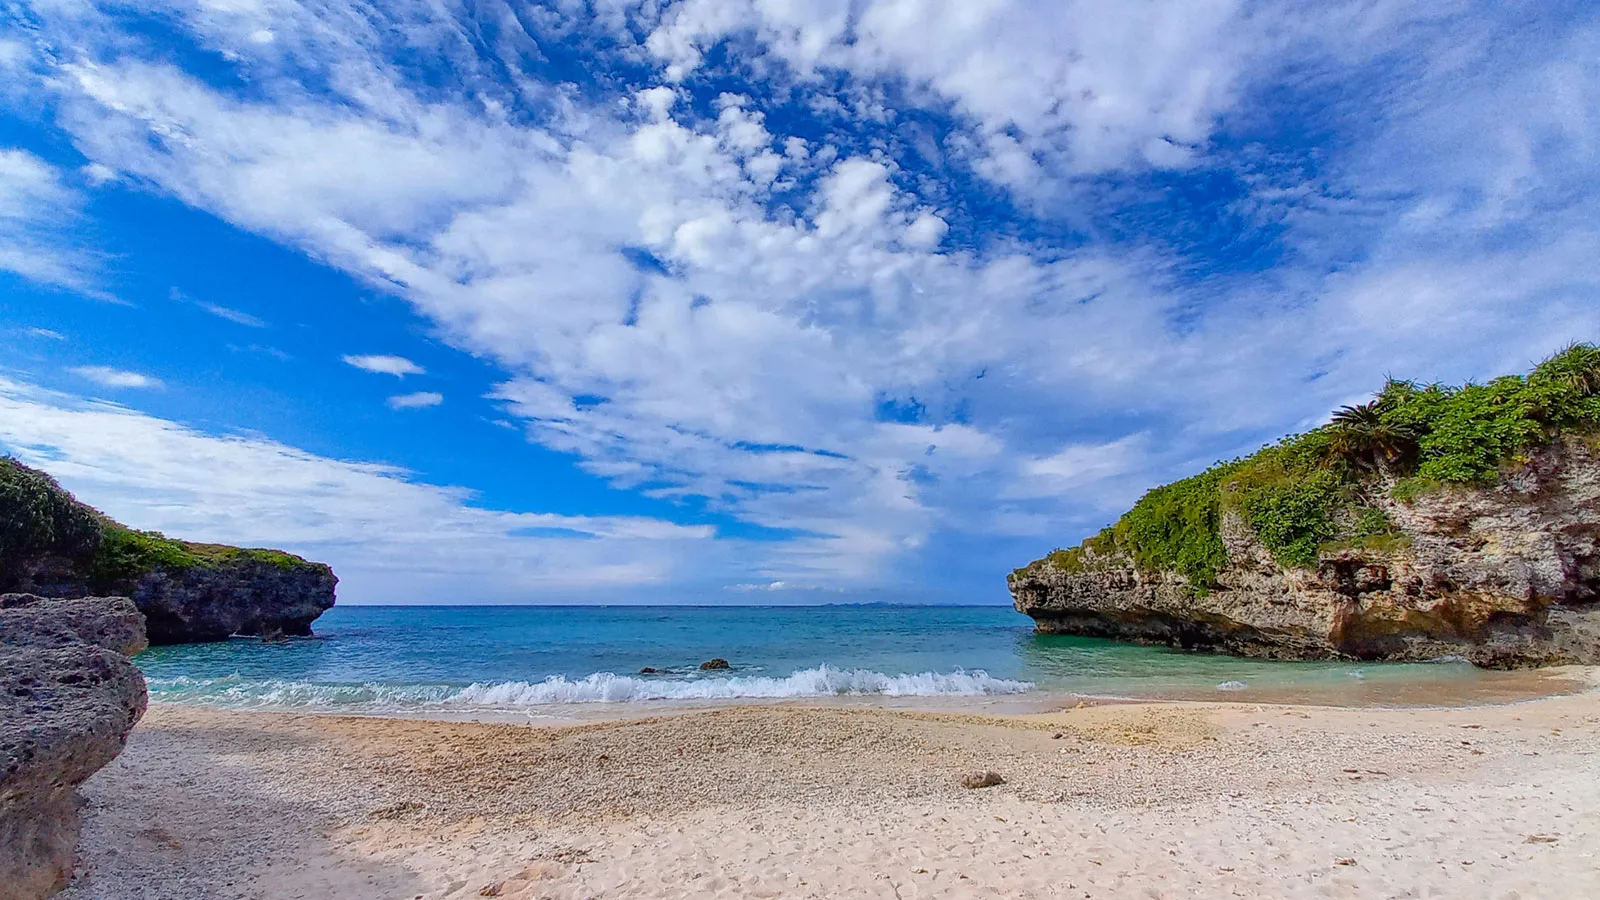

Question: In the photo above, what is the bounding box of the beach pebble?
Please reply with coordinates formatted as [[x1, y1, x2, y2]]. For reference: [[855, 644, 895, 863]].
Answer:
[[960, 771, 1005, 789]]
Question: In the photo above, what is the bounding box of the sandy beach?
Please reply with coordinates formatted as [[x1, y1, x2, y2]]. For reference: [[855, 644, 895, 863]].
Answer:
[[60, 674, 1600, 900]]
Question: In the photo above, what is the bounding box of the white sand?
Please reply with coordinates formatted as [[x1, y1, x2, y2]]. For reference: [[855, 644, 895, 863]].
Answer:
[[62, 676, 1600, 899]]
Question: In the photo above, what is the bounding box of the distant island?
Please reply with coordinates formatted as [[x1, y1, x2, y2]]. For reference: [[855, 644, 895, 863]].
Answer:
[[0, 457, 335, 644], [1011, 343, 1600, 668]]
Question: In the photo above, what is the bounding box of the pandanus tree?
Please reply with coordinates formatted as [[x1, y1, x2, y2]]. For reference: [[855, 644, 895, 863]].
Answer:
[[1323, 401, 1417, 473], [1531, 342, 1600, 398]]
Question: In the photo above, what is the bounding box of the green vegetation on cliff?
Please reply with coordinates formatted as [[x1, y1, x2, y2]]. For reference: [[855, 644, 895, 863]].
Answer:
[[1, 458, 102, 584], [1024, 343, 1600, 587], [1, 456, 319, 593]]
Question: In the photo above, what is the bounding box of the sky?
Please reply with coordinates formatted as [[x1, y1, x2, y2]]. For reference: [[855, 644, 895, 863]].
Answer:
[[0, 1, 1596, 605]]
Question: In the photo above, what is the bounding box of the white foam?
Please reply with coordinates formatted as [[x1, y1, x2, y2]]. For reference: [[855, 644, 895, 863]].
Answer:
[[1215, 680, 1249, 691], [147, 665, 1034, 710]]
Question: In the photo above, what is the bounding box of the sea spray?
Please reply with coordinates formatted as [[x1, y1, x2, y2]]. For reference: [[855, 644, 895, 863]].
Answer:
[[450, 665, 1034, 704]]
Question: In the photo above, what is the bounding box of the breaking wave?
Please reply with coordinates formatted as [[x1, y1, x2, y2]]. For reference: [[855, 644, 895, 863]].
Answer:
[[146, 665, 1034, 710]]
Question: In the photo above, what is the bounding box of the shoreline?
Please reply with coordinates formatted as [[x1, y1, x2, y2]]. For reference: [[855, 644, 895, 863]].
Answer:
[[135, 662, 1592, 726], [62, 668, 1600, 899]]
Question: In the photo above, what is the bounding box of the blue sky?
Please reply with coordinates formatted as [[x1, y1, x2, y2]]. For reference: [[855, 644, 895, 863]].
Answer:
[[1, 1, 1596, 604]]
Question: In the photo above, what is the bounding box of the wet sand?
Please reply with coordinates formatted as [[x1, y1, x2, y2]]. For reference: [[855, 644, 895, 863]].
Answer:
[[61, 669, 1600, 899]]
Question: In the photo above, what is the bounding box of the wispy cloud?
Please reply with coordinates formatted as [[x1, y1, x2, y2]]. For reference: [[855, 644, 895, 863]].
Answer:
[[227, 344, 291, 361], [0, 377, 724, 601], [81, 163, 117, 186], [387, 391, 442, 409], [198, 302, 267, 328], [69, 366, 162, 389], [344, 354, 425, 377], [727, 581, 845, 593], [0, 148, 95, 293], [25, 327, 65, 340]]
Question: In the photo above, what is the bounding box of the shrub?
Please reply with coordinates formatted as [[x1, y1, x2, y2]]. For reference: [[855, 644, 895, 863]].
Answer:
[[0, 457, 104, 583], [1030, 343, 1600, 581]]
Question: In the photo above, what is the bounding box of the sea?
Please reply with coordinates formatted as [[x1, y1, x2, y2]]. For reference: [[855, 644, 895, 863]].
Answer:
[[135, 604, 1559, 718]]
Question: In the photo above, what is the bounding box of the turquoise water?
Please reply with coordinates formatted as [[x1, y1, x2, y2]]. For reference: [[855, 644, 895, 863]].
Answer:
[[135, 605, 1536, 713]]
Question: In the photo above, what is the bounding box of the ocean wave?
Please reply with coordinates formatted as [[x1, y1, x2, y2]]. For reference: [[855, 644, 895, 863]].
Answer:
[[146, 665, 1034, 709], [147, 674, 456, 707]]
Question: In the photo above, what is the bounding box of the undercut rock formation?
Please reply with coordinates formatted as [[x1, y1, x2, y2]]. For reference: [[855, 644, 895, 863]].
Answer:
[[1, 594, 148, 898], [2, 457, 335, 644], [1011, 439, 1600, 668]]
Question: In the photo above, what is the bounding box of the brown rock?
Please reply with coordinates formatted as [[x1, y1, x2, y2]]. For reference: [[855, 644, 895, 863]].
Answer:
[[699, 658, 731, 670], [960, 771, 1005, 789]]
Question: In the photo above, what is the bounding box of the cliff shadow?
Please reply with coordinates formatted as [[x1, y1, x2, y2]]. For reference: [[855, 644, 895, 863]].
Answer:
[[57, 717, 429, 899]]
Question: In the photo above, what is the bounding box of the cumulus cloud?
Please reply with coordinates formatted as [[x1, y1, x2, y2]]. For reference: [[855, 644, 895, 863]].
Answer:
[[69, 366, 162, 389], [343, 354, 425, 377], [6, 0, 1597, 592], [387, 391, 442, 409]]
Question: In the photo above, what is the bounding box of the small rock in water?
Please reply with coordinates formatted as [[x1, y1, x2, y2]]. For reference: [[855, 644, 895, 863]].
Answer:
[[638, 667, 659, 674], [960, 771, 1005, 789], [1216, 680, 1248, 692], [700, 658, 731, 670]]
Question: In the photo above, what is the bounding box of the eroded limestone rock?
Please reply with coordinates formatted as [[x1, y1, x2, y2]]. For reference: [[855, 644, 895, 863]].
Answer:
[[1010, 440, 1600, 667], [1, 595, 147, 898]]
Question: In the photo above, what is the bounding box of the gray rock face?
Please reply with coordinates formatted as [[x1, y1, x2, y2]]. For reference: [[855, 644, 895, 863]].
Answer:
[[1, 596, 148, 898], [2, 456, 337, 645], [0, 594, 149, 656], [8, 558, 337, 646], [1010, 439, 1600, 668], [122, 562, 336, 645]]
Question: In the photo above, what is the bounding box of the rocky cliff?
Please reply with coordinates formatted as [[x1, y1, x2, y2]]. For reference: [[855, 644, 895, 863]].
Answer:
[[1011, 347, 1600, 668], [1, 457, 336, 644], [1, 594, 148, 898]]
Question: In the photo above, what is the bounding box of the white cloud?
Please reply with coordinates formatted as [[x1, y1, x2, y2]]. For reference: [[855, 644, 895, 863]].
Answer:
[[7, 0, 1597, 592], [0, 148, 94, 291], [198, 302, 267, 327], [727, 580, 845, 593], [643, 0, 1256, 187], [69, 366, 162, 389], [81, 162, 117, 186], [0, 377, 722, 602], [25, 327, 66, 340], [343, 354, 425, 377], [387, 391, 442, 409], [1021, 435, 1149, 495]]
